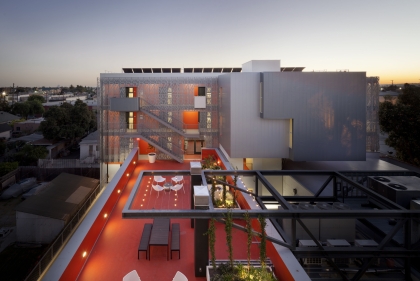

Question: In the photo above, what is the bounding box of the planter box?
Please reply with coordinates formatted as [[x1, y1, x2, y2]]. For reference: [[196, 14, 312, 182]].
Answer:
[[209, 184, 241, 209], [206, 264, 275, 281]]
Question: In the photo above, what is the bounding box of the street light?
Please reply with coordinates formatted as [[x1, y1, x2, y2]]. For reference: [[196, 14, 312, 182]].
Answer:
[[2, 91, 5, 101]]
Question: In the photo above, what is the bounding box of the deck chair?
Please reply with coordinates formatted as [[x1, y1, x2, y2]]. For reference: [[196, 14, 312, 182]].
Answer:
[[153, 175, 166, 184], [171, 175, 184, 184], [171, 183, 184, 195], [151, 183, 165, 198], [172, 271, 188, 281], [123, 270, 141, 281]]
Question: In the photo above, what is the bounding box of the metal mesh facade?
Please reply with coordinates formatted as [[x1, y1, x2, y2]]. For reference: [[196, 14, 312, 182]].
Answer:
[[99, 75, 219, 166], [366, 77, 380, 152]]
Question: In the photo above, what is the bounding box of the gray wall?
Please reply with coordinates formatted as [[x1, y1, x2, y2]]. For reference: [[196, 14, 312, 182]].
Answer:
[[262, 72, 366, 161], [109, 97, 140, 112], [218, 73, 289, 159]]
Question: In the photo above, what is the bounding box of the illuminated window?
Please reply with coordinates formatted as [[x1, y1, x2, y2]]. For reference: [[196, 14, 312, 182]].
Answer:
[[167, 88, 172, 104], [206, 88, 211, 105], [126, 87, 134, 98], [207, 112, 211, 129], [168, 111, 172, 124]]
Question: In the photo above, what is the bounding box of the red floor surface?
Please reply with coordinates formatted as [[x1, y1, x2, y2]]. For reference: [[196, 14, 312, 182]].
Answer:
[[76, 160, 260, 281]]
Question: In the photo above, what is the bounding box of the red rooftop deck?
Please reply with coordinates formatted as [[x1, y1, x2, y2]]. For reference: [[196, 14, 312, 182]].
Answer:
[[57, 160, 266, 281]]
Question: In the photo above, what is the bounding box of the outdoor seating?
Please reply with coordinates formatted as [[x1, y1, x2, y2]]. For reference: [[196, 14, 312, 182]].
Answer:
[[138, 223, 152, 260], [171, 175, 184, 184], [123, 270, 141, 281], [172, 271, 188, 281], [170, 183, 184, 195], [171, 223, 180, 259], [149, 218, 170, 260], [153, 175, 166, 185], [151, 183, 165, 198]]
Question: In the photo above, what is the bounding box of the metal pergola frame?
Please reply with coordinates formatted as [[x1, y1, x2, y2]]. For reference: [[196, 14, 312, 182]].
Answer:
[[122, 169, 420, 281]]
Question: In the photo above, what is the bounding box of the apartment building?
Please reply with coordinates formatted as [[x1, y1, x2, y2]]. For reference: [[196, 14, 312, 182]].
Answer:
[[99, 60, 367, 183]]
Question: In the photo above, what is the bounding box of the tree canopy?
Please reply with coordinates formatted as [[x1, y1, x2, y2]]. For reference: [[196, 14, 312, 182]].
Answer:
[[379, 84, 420, 166], [11, 99, 44, 119], [27, 95, 45, 103], [39, 100, 96, 142], [13, 145, 48, 166]]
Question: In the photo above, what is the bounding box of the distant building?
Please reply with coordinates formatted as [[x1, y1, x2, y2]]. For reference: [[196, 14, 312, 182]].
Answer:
[[79, 130, 99, 163], [379, 90, 399, 104], [0, 123, 12, 139], [13, 117, 44, 135]]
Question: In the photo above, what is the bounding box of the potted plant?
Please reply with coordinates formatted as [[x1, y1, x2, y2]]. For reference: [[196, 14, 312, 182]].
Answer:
[[147, 144, 156, 163]]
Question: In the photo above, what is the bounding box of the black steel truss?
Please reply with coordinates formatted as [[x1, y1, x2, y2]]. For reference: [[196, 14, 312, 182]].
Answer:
[[122, 169, 420, 281]]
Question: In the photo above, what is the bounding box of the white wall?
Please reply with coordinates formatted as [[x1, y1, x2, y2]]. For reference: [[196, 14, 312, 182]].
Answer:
[[16, 212, 64, 244], [242, 60, 280, 72], [80, 143, 99, 161]]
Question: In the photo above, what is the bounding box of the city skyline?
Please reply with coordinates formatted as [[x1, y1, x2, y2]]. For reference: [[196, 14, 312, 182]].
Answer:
[[1, 0, 419, 87]]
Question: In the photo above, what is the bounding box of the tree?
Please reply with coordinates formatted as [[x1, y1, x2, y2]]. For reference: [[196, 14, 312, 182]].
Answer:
[[27, 100, 45, 117], [39, 100, 96, 142], [11, 102, 30, 118], [11, 99, 44, 119], [27, 95, 45, 103], [14, 144, 48, 165], [379, 84, 420, 166], [0, 99, 10, 112]]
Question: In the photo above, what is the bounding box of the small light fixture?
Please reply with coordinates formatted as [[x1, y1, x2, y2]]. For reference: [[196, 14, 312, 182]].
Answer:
[[144, 194, 146, 196], [117, 190, 121, 193], [133, 161, 136, 164], [142, 199, 145, 201], [126, 173, 129, 177], [82, 251, 87, 258], [141, 204, 143, 207], [174, 204, 177, 206], [104, 213, 108, 218]]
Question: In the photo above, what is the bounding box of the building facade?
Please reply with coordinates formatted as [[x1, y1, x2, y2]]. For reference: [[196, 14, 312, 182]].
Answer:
[[99, 60, 367, 183]]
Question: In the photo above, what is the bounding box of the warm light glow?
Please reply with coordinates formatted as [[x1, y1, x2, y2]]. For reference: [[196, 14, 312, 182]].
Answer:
[[141, 204, 143, 207], [144, 194, 146, 196], [175, 198, 177, 201], [117, 190, 121, 193], [104, 213, 108, 218], [133, 161, 136, 164], [142, 199, 145, 201], [174, 204, 177, 206], [82, 251, 87, 258]]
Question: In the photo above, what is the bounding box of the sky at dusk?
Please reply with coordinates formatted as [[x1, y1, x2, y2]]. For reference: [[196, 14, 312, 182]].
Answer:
[[0, 0, 419, 87]]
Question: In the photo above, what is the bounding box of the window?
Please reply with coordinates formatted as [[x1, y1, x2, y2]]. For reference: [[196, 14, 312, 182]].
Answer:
[[126, 87, 134, 98], [126, 112, 134, 129], [207, 112, 211, 129], [198, 87, 205, 96], [168, 111, 172, 124], [167, 88, 172, 105], [206, 87, 211, 105]]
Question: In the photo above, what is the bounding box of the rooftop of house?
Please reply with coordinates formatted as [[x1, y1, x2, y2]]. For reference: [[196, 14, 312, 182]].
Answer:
[[0, 111, 21, 124]]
